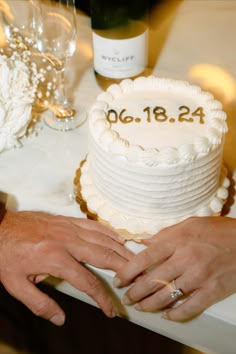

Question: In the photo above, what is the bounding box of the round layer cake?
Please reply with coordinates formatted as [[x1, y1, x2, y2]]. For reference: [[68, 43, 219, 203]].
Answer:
[[80, 76, 229, 238]]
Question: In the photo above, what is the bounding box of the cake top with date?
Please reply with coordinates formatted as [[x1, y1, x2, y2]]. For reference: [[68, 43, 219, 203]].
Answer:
[[89, 76, 227, 165]]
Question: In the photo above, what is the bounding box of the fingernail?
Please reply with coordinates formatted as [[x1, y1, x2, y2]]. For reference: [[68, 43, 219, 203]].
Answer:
[[113, 277, 121, 288], [119, 236, 125, 243], [122, 295, 133, 305], [50, 313, 65, 326], [161, 311, 169, 320], [134, 303, 142, 311], [110, 308, 117, 318]]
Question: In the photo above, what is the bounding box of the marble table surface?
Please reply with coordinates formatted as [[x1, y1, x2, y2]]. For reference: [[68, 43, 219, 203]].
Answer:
[[1, 1, 236, 353]]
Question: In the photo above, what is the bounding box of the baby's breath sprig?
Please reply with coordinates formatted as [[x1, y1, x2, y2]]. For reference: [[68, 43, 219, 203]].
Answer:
[[0, 30, 57, 151]]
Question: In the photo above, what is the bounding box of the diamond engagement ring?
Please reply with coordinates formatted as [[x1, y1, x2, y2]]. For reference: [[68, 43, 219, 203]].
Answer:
[[170, 280, 184, 300]]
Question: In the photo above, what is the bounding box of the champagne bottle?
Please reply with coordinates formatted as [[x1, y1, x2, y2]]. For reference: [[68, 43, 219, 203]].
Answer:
[[90, 0, 149, 88]]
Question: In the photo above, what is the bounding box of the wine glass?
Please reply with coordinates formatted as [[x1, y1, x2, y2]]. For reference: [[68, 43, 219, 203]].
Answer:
[[0, 0, 38, 51], [0, 0, 57, 118], [35, 0, 86, 131]]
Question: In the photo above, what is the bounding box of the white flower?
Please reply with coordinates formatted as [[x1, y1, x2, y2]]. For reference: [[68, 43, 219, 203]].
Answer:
[[0, 55, 35, 152]]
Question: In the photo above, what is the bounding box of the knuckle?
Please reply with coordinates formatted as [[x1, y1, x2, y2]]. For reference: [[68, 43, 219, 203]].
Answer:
[[191, 265, 208, 284], [186, 216, 198, 224], [36, 240, 54, 254], [184, 216, 213, 239], [145, 273, 162, 292], [103, 248, 116, 264], [85, 275, 101, 296], [185, 244, 201, 261], [35, 240, 61, 260], [184, 216, 199, 228], [207, 277, 223, 294], [177, 217, 199, 239], [139, 250, 152, 267], [32, 297, 54, 318]]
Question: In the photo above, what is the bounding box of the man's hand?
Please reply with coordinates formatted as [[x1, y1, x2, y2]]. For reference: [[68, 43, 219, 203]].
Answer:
[[113, 216, 236, 322], [0, 210, 133, 325]]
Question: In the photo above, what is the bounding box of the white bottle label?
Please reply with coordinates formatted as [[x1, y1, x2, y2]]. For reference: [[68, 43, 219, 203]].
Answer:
[[92, 31, 148, 79]]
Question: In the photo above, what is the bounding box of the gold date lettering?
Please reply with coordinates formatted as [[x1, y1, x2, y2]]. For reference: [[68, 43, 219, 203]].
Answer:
[[106, 109, 118, 124], [178, 106, 193, 122], [119, 109, 134, 124], [105, 106, 206, 125], [153, 106, 168, 122], [192, 106, 205, 124]]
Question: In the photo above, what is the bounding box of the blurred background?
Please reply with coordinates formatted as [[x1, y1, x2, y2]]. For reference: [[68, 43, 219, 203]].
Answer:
[[74, 0, 165, 15]]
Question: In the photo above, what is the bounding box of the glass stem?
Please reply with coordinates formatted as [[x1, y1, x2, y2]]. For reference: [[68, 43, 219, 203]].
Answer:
[[51, 63, 76, 120], [55, 67, 68, 105]]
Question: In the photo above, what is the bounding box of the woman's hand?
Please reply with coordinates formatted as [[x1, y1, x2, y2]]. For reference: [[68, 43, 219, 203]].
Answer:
[[113, 216, 236, 321], [0, 210, 133, 325]]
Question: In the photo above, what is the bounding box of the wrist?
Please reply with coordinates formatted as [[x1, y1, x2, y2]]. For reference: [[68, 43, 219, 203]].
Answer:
[[0, 192, 8, 224]]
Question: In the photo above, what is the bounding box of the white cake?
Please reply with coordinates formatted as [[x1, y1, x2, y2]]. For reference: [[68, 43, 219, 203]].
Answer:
[[80, 76, 229, 238]]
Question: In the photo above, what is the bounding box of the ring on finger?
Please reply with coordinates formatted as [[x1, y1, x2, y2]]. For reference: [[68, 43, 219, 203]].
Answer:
[[170, 279, 184, 300]]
